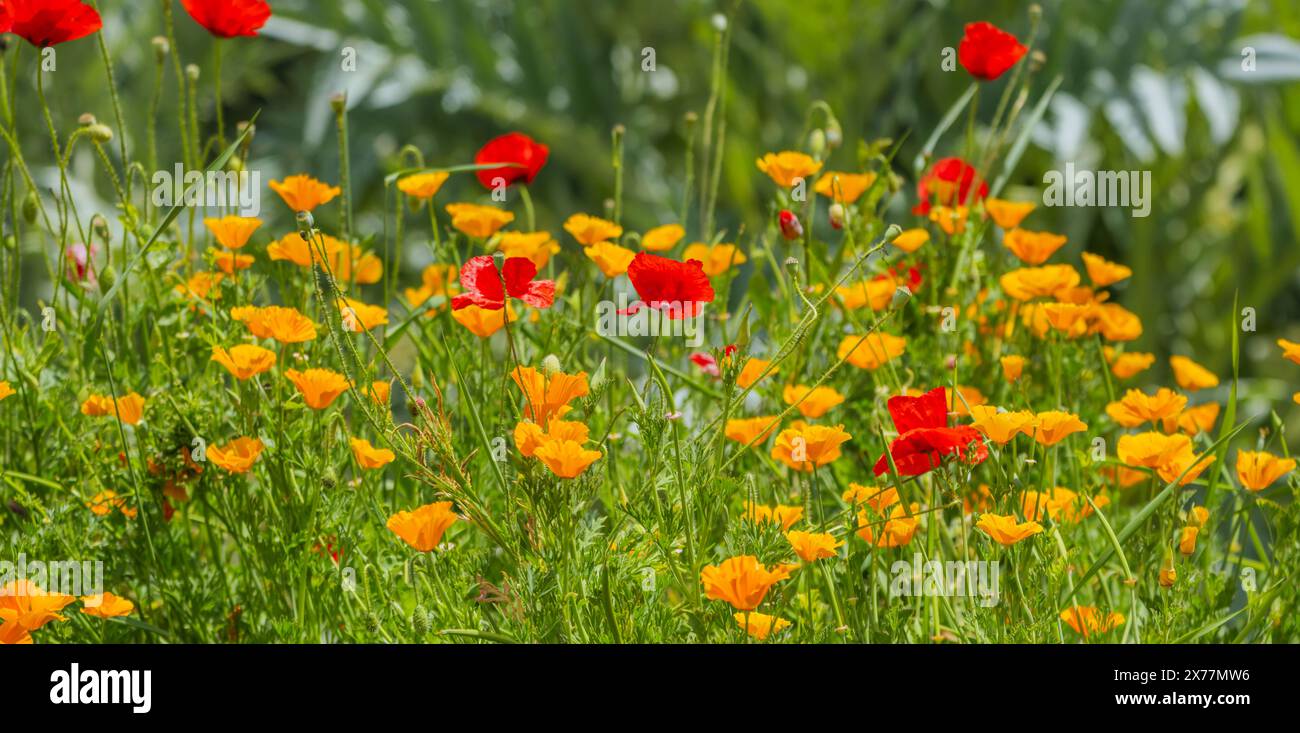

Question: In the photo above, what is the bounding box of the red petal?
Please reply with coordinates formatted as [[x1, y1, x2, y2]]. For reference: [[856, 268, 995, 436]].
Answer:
[[887, 387, 948, 434], [459, 255, 505, 305]]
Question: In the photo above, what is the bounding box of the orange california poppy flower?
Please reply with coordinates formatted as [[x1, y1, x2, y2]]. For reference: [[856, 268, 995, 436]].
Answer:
[[755, 151, 822, 188], [510, 366, 589, 425], [641, 224, 685, 252], [233, 305, 317, 343], [968, 406, 1035, 445], [1108, 350, 1155, 379], [1104, 387, 1187, 428], [682, 242, 746, 276], [983, 198, 1035, 229], [1060, 606, 1124, 637], [1279, 338, 1300, 365], [837, 333, 906, 370], [700, 555, 795, 611], [564, 213, 623, 247], [1000, 355, 1027, 382], [1081, 252, 1132, 286], [207, 437, 265, 473], [1027, 411, 1087, 446], [813, 171, 875, 203], [856, 503, 921, 548], [1235, 450, 1296, 491], [213, 251, 255, 274], [210, 344, 276, 380], [584, 241, 637, 277], [975, 513, 1043, 546], [284, 368, 350, 409], [742, 502, 804, 531], [782, 384, 845, 418], [724, 416, 779, 446], [771, 423, 851, 472], [397, 171, 450, 200], [842, 483, 899, 515], [735, 357, 776, 389], [998, 265, 1080, 301], [890, 227, 930, 253], [269, 174, 341, 212], [445, 203, 514, 239], [1002, 228, 1067, 265], [1169, 355, 1218, 391], [340, 298, 389, 332], [86, 490, 137, 518], [204, 215, 262, 249], [498, 232, 561, 270], [350, 437, 396, 470], [785, 530, 843, 562], [80, 592, 134, 618], [534, 439, 602, 479], [0, 580, 75, 635], [386, 501, 459, 552], [733, 611, 791, 640]]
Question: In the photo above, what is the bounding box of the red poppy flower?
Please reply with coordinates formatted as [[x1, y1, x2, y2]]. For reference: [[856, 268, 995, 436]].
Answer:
[[778, 210, 802, 241], [912, 156, 988, 215], [958, 21, 1027, 81], [625, 252, 715, 320], [873, 387, 987, 476], [451, 255, 555, 311], [690, 353, 720, 377], [474, 132, 550, 189], [0, 0, 102, 47], [180, 0, 271, 39]]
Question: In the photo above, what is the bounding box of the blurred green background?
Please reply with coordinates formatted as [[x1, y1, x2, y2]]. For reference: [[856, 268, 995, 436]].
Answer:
[[11, 0, 1300, 431]]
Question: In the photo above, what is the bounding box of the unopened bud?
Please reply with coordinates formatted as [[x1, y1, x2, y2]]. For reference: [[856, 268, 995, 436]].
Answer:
[[808, 128, 826, 157], [890, 285, 912, 309], [295, 211, 315, 240], [825, 119, 843, 149], [778, 209, 802, 241], [88, 124, 114, 143], [22, 191, 39, 224], [882, 224, 902, 242], [98, 265, 117, 292], [828, 202, 845, 230], [152, 36, 170, 61], [78, 113, 97, 127], [541, 354, 562, 376], [330, 92, 347, 114], [185, 64, 200, 82]]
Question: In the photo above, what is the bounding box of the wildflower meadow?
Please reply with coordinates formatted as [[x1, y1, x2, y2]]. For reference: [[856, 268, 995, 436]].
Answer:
[[2, 0, 1299, 652]]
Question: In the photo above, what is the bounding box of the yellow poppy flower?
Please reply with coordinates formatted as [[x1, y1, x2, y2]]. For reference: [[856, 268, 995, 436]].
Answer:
[[175, 271, 224, 301], [1104, 388, 1188, 428], [813, 171, 875, 203], [1236, 450, 1296, 491], [975, 513, 1043, 546], [1081, 252, 1132, 286], [700, 555, 795, 610], [284, 368, 350, 409], [782, 384, 845, 418], [724, 416, 779, 446], [1000, 355, 1026, 382], [682, 242, 746, 276], [210, 344, 276, 381], [835, 278, 896, 311], [1178, 526, 1200, 556], [736, 358, 775, 389], [743, 502, 804, 531], [511, 366, 589, 425], [207, 437, 265, 474], [842, 483, 899, 514], [1117, 431, 1191, 468], [755, 151, 822, 188], [233, 305, 318, 344], [641, 223, 685, 251], [837, 333, 906, 370], [785, 530, 843, 562], [445, 202, 514, 239], [999, 265, 1081, 301], [367, 381, 391, 406], [513, 418, 590, 458], [269, 174, 341, 212], [584, 241, 637, 277], [1108, 350, 1155, 379], [929, 205, 969, 235], [213, 251, 255, 274], [890, 227, 930, 253], [734, 611, 791, 640], [1169, 355, 1218, 391], [397, 171, 450, 199], [498, 231, 560, 270], [534, 439, 602, 479], [770, 423, 851, 472], [386, 501, 459, 552], [204, 215, 262, 249], [80, 592, 134, 619], [1003, 228, 1067, 265], [564, 213, 623, 247], [1060, 607, 1124, 637], [266, 231, 345, 268], [968, 406, 1035, 444], [1028, 411, 1087, 446], [406, 263, 460, 309], [453, 303, 517, 338], [856, 503, 920, 548], [340, 298, 389, 332], [984, 198, 1035, 229], [1091, 303, 1143, 341], [350, 437, 396, 470]]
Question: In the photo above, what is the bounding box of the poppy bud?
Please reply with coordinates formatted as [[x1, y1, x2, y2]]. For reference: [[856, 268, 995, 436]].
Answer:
[[808, 129, 826, 157], [98, 265, 117, 292], [1159, 552, 1176, 588], [295, 211, 315, 241], [825, 118, 843, 149], [542, 354, 562, 376], [186, 64, 201, 82], [88, 124, 114, 144], [828, 202, 845, 230], [151, 36, 170, 61], [225, 156, 245, 174], [411, 607, 430, 636], [330, 92, 347, 114], [883, 224, 902, 241], [236, 121, 256, 141], [78, 113, 97, 127], [891, 285, 912, 310], [91, 215, 109, 239], [22, 191, 39, 224], [778, 210, 802, 241]]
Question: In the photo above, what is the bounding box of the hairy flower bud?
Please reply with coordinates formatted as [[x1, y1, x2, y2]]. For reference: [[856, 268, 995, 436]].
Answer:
[[828, 202, 845, 230], [185, 64, 201, 82], [778, 209, 802, 241], [22, 191, 39, 224], [541, 354, 562, 376], [88, 124, 114, 143], [151, 36, 170, 61]]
